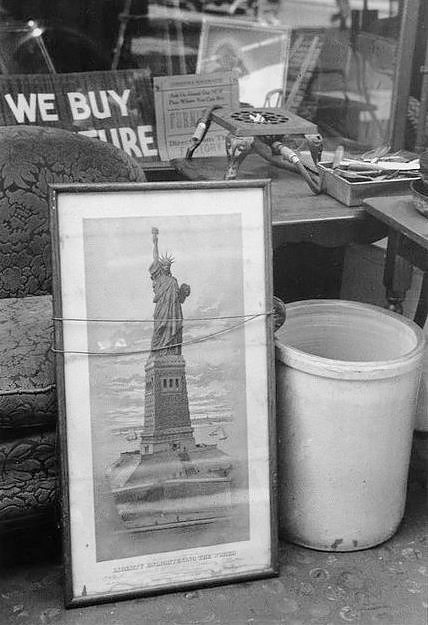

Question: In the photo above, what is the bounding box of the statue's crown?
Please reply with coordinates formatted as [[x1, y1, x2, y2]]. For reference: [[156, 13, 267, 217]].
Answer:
[[159, 253, 174, 268]]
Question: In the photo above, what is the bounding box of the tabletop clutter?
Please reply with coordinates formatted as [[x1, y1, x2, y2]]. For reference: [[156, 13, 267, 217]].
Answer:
[[318, 145, 422, 207]]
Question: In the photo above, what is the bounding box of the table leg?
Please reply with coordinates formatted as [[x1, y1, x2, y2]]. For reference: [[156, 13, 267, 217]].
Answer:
[[414, 272, 428, 328], [383, 230, 413, 315], [224, 134, 254, 180]]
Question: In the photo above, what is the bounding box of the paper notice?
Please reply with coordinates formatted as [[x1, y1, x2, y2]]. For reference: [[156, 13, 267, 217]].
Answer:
[[154, 72, 239, 161]]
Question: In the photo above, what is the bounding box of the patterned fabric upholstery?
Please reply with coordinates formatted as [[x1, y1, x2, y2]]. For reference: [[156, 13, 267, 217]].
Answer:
[[0, 126, 146, 530], [0, 431, 57, 528], [0, 124, 146, 298], [0, 296, 54, 430]]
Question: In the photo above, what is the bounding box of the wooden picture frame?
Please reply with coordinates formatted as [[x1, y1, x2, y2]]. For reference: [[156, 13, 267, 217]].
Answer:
[[50, 180, 278, 607]]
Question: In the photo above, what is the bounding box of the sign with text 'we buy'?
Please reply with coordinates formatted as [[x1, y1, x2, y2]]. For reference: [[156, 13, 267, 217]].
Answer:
[[0, 69, 159, 162]]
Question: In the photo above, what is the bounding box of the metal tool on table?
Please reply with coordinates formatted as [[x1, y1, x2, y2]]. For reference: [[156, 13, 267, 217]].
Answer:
[[319, 144, 421, 206], [185, 106, 324, 194], [329, 144, 420, 182]]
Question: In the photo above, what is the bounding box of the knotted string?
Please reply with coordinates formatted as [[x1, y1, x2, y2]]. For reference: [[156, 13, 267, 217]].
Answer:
[[51, 312, 269, 323], [51, 311, 273, 356]]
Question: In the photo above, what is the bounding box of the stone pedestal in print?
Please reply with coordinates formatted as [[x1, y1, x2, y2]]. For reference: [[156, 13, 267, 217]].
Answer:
[[140, 354, 194, 456]]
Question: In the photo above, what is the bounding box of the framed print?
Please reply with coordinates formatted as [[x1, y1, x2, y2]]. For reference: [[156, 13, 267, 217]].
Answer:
[[196, 18, 290, 107], [50, 180, 277, 607]]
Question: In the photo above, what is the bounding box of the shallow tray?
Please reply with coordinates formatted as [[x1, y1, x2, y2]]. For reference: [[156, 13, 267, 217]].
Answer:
[[318, 162, 417, 207]]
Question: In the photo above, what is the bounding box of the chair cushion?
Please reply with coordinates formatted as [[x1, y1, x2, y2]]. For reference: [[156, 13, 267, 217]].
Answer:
[[0, 124, 146, 298], [0, 295, 55, 429], [0, 430, 57, 529]]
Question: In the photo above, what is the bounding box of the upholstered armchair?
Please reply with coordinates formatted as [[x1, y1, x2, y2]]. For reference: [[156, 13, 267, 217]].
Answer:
[[0, 125, 146, 531]]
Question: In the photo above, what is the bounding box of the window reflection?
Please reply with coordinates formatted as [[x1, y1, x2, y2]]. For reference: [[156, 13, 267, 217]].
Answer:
[[0, 1, 418, 150], [279, 0, 402, 148]]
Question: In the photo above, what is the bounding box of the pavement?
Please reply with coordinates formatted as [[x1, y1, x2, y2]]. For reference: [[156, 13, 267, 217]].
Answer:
[[0, 436, 426, 625]]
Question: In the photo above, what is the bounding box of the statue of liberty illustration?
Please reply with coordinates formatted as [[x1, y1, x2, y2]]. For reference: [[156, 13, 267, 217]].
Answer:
[[108, 227, 234, 532]]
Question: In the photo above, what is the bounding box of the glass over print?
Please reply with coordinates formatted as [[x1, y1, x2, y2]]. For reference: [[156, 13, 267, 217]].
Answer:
[[51, 181, 277, 606]]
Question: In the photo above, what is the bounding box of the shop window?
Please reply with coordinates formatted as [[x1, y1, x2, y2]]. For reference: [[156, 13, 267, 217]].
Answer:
[[0, 1, 420, 150]]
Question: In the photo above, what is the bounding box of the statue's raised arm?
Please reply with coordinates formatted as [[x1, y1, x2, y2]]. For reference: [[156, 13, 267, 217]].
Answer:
[[152, 227, 159, 263]]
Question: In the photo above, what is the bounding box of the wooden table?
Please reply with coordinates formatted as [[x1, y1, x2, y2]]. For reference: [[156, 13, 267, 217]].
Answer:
[[174, 155, 386, 250], [364, 195, 428, 327]]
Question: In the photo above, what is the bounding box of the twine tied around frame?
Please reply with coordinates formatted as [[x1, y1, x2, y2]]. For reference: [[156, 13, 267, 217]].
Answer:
[[51, 310, 276, 356]]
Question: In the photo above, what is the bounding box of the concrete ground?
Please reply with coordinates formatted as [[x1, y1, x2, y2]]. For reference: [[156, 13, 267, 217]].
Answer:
[[0, 436, 426, 625]]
